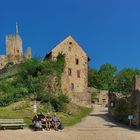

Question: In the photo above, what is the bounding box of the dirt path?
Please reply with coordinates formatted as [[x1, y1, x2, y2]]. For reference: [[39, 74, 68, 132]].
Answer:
[[0, 105, 140, 140]]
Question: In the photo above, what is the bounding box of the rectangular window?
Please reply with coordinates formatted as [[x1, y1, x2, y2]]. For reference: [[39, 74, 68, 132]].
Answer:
[[68, 68, 72, 76], [76, 59, 79, 65], [69, 46, 71, 51], [71, 83, 74, 90], [77, 70, 81, 78]]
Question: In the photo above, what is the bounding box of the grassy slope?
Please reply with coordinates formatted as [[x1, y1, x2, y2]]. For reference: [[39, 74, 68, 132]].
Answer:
[[0, 64, 92, 127], [62, 107, 92, 126], [0, 99, 92, 127]]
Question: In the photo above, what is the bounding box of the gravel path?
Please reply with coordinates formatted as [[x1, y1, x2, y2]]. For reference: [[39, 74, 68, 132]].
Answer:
[[0, 105, 140, 140]]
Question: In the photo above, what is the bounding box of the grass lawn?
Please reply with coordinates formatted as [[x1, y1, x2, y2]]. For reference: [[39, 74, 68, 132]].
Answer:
[[61, 107, 92, 126], [0, 100, 92, 127]]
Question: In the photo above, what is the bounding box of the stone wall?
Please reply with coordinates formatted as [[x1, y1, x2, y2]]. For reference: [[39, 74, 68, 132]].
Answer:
[[97, 90, 108, 106], [25, 47, 32, 59], [108, 92, 125, 116], [133, 75, 140, 91], [89, 87, 108, 106], [6, 34, 23, 63], [0, 55, 6, 69], [45, 36, 91, 106]]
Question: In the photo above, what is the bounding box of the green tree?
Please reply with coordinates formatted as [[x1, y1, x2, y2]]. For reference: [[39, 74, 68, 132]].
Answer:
[[0, 54, 67, 109], [116, 68, 140, 94], [88, 68, 101, 89], [114, 98, 137, 124], [98, 64, 118, 90]]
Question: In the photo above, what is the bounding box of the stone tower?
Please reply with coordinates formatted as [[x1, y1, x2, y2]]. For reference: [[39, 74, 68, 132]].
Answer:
[[25, 46, 32, 59], [6, 22, 23, 63], [0, 23, 32, 69]]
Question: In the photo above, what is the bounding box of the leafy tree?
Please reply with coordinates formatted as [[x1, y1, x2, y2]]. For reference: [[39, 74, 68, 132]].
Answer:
[[114, 98, 137, 124], [88, 68, 101, 89], [116, 68, 140, 94], [0, 54, 68, 111], [88, 64, 140, 94], [98, 64, 117, 90]]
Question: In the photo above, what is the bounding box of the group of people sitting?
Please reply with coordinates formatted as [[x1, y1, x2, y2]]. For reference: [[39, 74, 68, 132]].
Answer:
[[32, 113, 64, 131]]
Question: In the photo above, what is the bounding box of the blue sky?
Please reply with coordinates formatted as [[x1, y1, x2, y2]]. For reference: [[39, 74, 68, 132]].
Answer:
[[0, 0, 140, 70]]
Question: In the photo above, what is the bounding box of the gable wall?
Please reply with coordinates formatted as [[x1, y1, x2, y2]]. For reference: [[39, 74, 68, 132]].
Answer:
[[50, 36, 90, 105]]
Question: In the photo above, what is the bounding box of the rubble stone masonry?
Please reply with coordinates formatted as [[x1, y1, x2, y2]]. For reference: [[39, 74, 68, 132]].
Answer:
[[45, 36, 91, 106]]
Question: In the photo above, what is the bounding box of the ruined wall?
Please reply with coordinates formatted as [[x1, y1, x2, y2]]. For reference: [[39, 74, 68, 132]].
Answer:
[[25, 47, 32, 59], [97, 90, 108, 106], [88, 88, 108, 106], [0, 55, 6, 69], [133, 75, 140, 91], [108, 92, 125, 116]]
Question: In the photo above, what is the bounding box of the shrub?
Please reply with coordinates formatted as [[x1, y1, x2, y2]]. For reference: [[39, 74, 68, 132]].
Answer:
[[4, 62, 14, 69], [114, 98, 137, 124], [58, 93, 69, 104], [41, 93, 69, 112], [0, 54, 68, 113]]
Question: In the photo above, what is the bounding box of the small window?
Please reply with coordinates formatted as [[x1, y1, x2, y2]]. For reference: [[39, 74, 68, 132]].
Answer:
[[102, 99, 106, 103], [69, 42, 72, 45], [69, 46, 71, 51], [76, 59, 79, 65], [68, 68, 72, 76], [71, 83, 74, 90], [17, 50, 19, 53], [77, 70, 80, 78]]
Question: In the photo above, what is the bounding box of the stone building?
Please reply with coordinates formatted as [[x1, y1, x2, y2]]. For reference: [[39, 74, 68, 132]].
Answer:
[[97, 90, 108, 106], [89, 87, 108, 106], [0, 23, 31, 69], [44, 36, 91, 106]]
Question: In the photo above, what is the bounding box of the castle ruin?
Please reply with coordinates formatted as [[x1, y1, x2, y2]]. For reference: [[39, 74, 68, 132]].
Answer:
[[0, 23, 31, 69]]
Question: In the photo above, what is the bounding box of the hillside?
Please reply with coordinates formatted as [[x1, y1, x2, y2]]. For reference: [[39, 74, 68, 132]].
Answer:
[[0, 55, 92, 127], [0, 99, 91, 127], [0, 55, 66, 108]]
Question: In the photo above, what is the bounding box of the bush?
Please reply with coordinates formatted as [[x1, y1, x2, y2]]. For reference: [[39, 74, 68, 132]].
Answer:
[[114, 98, 137, 124], [0, 54, 68, 113], [41, 93, 69, 112], [58, 94, 69, 104], [0, 94, 14, 106], [4, 62, 14, 69]]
